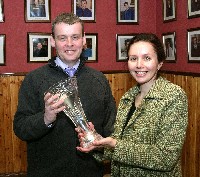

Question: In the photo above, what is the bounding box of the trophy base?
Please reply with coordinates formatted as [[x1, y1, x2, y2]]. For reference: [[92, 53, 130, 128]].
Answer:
[[82, 131, 103, 148]]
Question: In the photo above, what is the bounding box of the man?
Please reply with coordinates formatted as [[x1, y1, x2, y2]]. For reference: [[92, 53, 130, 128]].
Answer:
[[165, 39, 173, 57], [0, 0, 3, 21], [30, 0, 46, 17], [76, 0, 92, 17], [121, 38, 131, 57], [191, 0, 200, 12], [166, 0, 173, 17], [33, 41, 48, 57], [122, 2, 135, 20], [82, 41, 92, 57], [13, 13, 117, 177], [191, 36, 200, 57]]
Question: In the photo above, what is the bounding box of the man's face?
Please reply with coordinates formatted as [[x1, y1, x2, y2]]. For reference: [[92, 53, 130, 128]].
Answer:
[[50, 22, 86, 66], [81, 1, 87, 9]]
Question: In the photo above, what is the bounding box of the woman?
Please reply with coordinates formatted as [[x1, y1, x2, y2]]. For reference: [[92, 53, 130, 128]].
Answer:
[[77, 33, 188, 176]]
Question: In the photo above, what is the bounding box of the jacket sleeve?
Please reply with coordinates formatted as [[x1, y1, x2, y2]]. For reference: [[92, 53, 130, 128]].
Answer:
[[104, 88, 188, 171], [13, 74, 51, 141]]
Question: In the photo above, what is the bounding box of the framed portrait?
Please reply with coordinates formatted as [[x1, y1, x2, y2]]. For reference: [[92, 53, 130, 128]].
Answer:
[[163, 0, 176, 22], [0, 0, 4, 22], [117, 0, 138, 24], [187, 28, 200, 62], [162, 32, 176, 63], [83, 33, 98, 62], [72, 0, 95, 22], [188, 0, 200, 18], [0, 34, 5, 65], [25, 0, 51, 22], [116, 34, 135, 62], [28, 33, 52, 63]]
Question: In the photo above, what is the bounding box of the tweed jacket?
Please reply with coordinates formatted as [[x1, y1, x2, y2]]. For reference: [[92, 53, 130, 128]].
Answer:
[[13, 57, 117, 177], [102, 76, 188, 177]]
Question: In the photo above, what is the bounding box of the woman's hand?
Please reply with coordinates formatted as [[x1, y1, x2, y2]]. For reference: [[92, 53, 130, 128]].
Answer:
[[75, 122, 117, 153]]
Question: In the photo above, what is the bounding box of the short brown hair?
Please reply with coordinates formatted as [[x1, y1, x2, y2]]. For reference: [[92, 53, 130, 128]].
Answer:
[[51, 12, 84, 38]]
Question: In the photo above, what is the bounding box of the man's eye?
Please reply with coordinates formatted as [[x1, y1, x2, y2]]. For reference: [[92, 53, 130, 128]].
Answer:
[[72, 35, 80, 40], [57, 36, 66, 41]]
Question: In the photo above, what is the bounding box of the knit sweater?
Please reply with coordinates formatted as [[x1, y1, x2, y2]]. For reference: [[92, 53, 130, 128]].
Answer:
[[13, 57, 117, 177]]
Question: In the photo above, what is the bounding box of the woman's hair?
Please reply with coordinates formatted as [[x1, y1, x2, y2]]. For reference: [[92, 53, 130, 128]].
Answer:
[[127, 33, 166, 63]]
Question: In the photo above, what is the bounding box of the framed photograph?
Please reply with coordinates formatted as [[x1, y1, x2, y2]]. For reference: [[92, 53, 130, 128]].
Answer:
[[117, 0, 138, 24], [162, 32, 176, 63], [188, 0, 200, 18], [72, 0, 95, 22], [0, 0, 4, 22], [187, 28, 200, 62], [163, 0, 176, 22], [116, 34, 135, 62], [83, 33, 98, 62], [0, 34, 5, 65], [25, 0, 51, 22], [28, 33, 52, 63]]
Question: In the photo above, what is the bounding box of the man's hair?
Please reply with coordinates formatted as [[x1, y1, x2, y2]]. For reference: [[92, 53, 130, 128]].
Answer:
[[124, 2, 128, 6], [51, 12, 84, 38]]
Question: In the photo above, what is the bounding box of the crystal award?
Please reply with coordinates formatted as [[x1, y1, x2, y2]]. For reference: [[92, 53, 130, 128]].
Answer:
[[46, 77, 102, 148]]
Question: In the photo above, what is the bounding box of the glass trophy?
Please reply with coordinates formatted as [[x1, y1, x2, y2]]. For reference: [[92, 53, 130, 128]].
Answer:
[[46, 77, 102, 148]]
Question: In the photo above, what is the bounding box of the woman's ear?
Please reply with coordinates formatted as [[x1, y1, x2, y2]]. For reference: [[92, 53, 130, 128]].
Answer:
[[157, 61, 163, 70]]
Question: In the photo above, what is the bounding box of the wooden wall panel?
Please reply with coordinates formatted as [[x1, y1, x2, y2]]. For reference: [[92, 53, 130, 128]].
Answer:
[[0, 73, 199, 177]]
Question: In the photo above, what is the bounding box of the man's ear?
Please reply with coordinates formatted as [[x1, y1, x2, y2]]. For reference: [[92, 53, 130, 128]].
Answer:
[[50, 36, 55, 47], [82, 32, 86, 46]]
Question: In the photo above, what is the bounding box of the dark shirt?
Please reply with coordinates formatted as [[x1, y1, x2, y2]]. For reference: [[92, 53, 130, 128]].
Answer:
[[76, 7, 92, 17], [30, 4, 46, 17], [82, 48, 92, 57], [33, 48, 48, 57], [122, 8, 135, 20]]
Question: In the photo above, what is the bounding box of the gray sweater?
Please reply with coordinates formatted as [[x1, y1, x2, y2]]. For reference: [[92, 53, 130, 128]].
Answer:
[[13, 57, 117, 177]]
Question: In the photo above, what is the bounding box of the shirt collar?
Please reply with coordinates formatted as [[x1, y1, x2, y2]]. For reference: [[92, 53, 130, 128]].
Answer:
[[55, 57, 80, 71]]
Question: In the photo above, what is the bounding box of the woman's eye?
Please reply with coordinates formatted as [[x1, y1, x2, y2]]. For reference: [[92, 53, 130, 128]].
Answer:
[[129, 57, 137, 61], [145, 56, 151, 60]]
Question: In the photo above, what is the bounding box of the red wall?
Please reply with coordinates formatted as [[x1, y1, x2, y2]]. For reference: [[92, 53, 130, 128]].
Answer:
[[0, 0, 199, 74], [156, 0, 200, 73]]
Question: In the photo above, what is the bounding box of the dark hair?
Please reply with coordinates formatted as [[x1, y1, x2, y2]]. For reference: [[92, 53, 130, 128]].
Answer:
[[127, 33, 166, 63], [52, 12, 84, 38], [124, 2, 128, 6]]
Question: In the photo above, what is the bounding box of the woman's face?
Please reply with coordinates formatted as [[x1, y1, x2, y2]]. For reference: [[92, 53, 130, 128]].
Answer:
[[128, 41, 163, 86]]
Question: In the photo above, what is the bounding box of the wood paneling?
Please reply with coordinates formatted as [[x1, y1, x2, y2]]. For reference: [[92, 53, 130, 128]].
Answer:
[[0, 73, 199, 176]]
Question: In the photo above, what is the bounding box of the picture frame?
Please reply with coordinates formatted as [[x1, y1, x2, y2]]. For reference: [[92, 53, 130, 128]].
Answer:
[[83, 33, 98, 62], [0, 34, 5, 65], [25, 0, 51, 22], [117, 0, 138, 24], [187, 0, 200, 19], [162, 32, 176, 63], [163, 0, 176, 22], [72, 0, 95, 22], [0, 0, 4, 22], [27, 33, 52, 63], [116, 34, 135, 62], [187, 28, 200, 63]]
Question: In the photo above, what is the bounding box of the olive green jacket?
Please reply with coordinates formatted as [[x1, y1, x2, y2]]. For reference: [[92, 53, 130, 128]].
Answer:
[[101, 76, 188, 177]]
